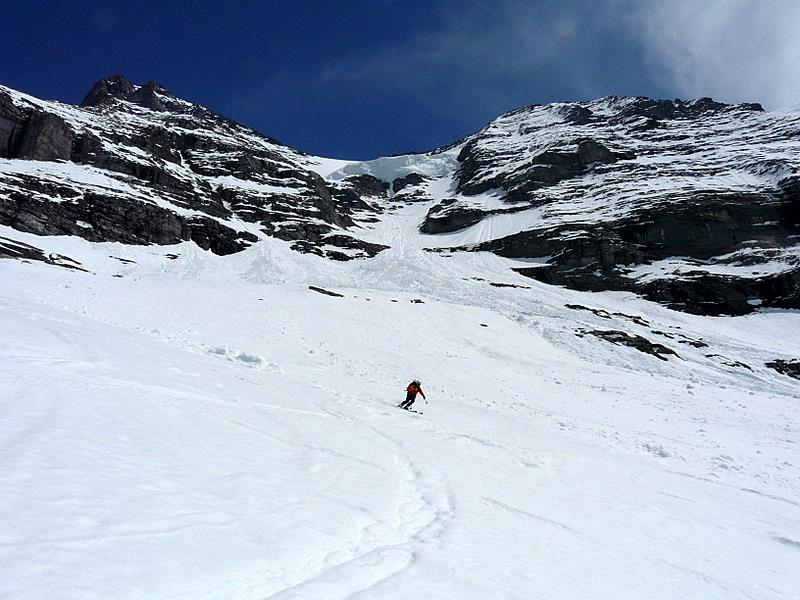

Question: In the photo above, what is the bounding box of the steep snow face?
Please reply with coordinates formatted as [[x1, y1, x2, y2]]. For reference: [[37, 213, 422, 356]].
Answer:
[[1, 203, 799, 599]]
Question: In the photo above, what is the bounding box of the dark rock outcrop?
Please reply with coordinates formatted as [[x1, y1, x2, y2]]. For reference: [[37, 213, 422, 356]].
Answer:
[[0, 235, 86, 271], [766, 359, 800, 380], [322, 234, 388, 259], [455, 137, 632, 199], [420, 199, 483, 234], [0, 91, 74, 161], [185, 217, 258, 255], [0, 187, 255, 254], [439, 170, 800, 316], [392, 172, 425, 192], [126, 82, 168, 112], [487, 189, 800, 315], [553, 104, 594, 125], [0, 89, 29, 157], [17, 112, 73, 161], [611, 96, 762, 126], [80, 74, 136, 107], [421, 198, 532, 234], [578, 329, 679, 361], [343, 174, 389, 198]]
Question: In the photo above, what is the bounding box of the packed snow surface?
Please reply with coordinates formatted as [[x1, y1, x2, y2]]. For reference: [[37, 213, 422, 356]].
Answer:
[[1, 197, 799, 599]]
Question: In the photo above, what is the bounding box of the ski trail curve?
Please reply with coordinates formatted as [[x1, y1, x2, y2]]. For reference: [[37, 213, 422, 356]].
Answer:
[[260, 420, 455, 600]]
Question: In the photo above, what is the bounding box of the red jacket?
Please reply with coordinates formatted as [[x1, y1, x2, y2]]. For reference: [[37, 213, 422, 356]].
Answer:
[[406, 383, 426, 399]]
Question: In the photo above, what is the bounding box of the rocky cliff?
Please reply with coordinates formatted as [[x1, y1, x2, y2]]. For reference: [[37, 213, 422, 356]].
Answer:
[[0, 75, 388, 260], [420, 98, 800, 315]]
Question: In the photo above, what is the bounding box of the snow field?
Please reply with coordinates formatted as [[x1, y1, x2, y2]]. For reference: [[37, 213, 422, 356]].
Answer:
[[1, 228, 799, 598]]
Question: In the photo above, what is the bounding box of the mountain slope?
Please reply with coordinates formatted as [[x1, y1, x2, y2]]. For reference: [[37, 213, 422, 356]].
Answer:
[[1, 76, 799, 598], [2, 213, 799, 598]]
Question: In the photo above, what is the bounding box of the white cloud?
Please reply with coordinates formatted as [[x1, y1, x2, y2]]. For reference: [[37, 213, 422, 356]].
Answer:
[[626, 0, 800, 109]]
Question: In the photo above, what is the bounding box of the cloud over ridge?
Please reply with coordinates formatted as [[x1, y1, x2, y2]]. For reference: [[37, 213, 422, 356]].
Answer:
[[320, 0, 800, 116], [619, 0, 800, 109]]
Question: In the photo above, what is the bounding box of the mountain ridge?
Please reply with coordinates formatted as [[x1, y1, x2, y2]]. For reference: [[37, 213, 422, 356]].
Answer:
[[1, 75, 799, 315]]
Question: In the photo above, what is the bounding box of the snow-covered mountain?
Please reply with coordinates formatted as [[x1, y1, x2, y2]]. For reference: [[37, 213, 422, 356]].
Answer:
[[426, 98, 800, 316], [2, 76, 799, 315], [5, 73, 795, 385], [0, 75, 388, 261], [1, 77, 799, 599]]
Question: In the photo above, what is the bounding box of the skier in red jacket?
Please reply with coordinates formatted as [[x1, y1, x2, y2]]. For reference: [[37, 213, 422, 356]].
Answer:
[[399, 380, 426, 410]]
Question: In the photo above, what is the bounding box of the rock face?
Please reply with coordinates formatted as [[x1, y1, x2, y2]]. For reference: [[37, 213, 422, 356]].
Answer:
[[0, 75, 388, 260], [421, 199, 531, 234], [80, 74, 136, 106], [0, 91, 75, 160], [421, 96, 800, 316], [456, 136, 631, 200], [420, 199, 483, 234], [16, 113, 74, 161], [480, 189, 800, 315], [392, 172, 425, 192]]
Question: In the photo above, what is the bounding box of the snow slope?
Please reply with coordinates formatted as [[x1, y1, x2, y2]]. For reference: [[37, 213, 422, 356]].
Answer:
[[1, 195, 799, 599]]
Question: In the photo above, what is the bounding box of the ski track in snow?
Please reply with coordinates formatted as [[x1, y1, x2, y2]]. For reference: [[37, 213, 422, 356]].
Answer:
[[1, 189, 799, 598], [263, 427, 455, 600]]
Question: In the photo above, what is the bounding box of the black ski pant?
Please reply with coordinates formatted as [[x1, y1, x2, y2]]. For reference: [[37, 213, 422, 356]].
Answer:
[[399, 394, 416, 409]]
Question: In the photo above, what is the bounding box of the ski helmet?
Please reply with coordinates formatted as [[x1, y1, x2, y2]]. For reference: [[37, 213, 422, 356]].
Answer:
[[413, 379, 421, 385]]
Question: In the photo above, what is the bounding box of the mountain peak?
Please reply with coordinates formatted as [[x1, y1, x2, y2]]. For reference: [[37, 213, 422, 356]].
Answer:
[[80, 75, 172, 111], [80, 74, 136, 107]]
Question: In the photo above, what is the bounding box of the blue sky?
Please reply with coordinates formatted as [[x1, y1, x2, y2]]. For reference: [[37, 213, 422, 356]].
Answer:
[[2, 1, 798, 159]]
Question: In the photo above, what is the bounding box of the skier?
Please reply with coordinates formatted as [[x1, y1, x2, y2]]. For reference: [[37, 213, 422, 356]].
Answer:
[[399, 379, 426, 410]]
